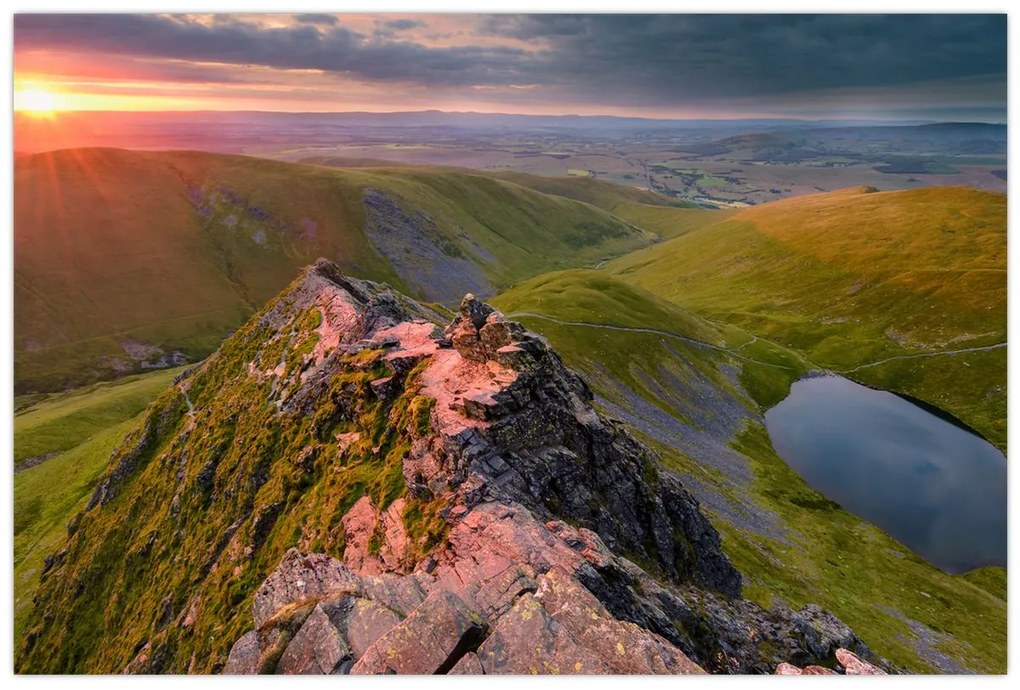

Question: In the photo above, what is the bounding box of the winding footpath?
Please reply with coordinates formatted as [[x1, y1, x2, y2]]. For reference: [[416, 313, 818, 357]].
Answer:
[[506, 312, 797, 370], [508, 311, 1006, 376], [178, 381, 197, 429], [843, 342, 1007, 373]]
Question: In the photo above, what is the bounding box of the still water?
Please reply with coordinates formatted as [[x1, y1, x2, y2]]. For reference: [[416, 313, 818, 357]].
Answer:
[[764, 375, 1006, 573]]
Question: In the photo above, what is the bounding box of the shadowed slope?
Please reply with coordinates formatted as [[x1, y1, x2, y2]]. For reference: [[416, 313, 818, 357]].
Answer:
[[15, 148, 652, 393]]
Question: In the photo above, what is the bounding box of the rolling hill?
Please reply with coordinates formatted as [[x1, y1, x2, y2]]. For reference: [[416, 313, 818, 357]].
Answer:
[[13, 177, 1007, 673], [491, 270, 1006, 673], [14, 148, 655, 393], [298, 155, 684, 213], [606, 186, 1007, 447]]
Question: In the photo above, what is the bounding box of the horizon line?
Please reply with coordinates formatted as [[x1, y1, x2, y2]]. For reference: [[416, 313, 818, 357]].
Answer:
[[12, 108, 1007, 126]]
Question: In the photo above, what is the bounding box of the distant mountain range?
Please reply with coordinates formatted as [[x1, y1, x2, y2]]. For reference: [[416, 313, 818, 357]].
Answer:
[[15, 109, 1000, 154]]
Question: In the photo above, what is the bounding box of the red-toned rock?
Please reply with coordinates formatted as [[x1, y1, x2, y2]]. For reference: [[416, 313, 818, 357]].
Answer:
[[472, 564, 538, 620], [341, 496, 384, 575], [252, 550, 361, 629], [803, 665, 839, 675], [378, 498, 410, 570], [350, 589, 487, 675], [477, 593, 611, 674], [213, 265, 878, 677], [358, 572, 429, 616], [345, 597, 403, 659], [535, 567, 704, 675], [775, 662, 803, 675], [449, 652, 484, 675], [224, 631, 260, 675], [229, 626, 295, 675], [276, 603, 350, 674], [837, 648, 887, 675]]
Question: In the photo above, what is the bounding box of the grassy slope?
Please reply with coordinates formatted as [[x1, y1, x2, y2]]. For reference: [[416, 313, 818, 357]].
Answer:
[[15, 148, 652, 393], [607, 186, 1006, 447], [14, 368, 184, 465], [299, 155, 684, 212], [492, 270, 1006, 673], [481, 171, 691, 212], [611, 204, 737, 239], [17, 273, 447, 673], [13, 367, 183, 641]]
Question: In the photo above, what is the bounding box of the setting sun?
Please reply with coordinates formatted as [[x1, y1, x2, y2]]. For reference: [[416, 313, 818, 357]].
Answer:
[[14, 86, 64, 116]]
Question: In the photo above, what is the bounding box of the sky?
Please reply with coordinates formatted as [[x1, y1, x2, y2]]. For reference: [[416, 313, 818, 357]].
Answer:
[[12, 13, 1008, 121]]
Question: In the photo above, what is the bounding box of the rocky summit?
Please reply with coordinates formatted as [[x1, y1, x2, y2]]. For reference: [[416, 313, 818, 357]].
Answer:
[[19, 259, 883, 675]]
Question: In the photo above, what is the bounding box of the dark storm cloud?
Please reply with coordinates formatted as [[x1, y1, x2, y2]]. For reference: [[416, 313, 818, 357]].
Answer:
[[14, 14, 537, 87], [477, 14, 1006, 102], [383, 19, 425, 31], [293, 14, 339, 26], [14, 13, 1006, 109]]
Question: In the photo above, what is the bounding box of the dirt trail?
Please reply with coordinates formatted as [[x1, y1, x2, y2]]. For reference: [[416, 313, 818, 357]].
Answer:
[[178, 382, 196, 428], [508, 312, 1005, 377], [844, 342, 1007, 373], [506, 312, 795, 370]]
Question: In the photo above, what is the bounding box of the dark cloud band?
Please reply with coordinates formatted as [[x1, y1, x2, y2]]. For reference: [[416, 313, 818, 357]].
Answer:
[[14, 13, 1005, 116]]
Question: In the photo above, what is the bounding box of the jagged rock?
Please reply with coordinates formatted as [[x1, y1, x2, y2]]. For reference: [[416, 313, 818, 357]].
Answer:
[[224, 632, 260, 675], [790, 604, 868, 663], [535, 567, 705, 675], [837, 648, 888, 675], [224, 624, 302, 675], [275, 604, 350, 674], [449, 652, 484, 674], [477, 593, 611, 674], [215, 260, 881, 674], [340, 496, 384, 575], [345, 598, 403, 659], [803, 665, 839, 675], [350, 590, 487, 674], [24, 259, 881, 676], [358, 573, 429, 616], [775, 648, 884, 675], [253, 550, 361, 629]]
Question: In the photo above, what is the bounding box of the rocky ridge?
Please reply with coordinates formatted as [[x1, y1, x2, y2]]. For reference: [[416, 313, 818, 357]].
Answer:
[[221, 260, 877, 674], [21, 259, 883, 674]]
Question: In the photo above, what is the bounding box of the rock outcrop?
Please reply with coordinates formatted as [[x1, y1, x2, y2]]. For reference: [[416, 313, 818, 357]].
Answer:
[[219, 261, 879, 675], [776, 649, 888, 676], [22, 259, 884, 675]]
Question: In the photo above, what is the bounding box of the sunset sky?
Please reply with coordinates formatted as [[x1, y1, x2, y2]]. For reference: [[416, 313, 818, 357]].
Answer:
[[12, 13, 1007, 121]]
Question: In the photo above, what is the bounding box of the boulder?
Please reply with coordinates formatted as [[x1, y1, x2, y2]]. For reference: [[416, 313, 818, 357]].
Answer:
[[350, 590, 487, 674], [476, 593, 611, 674], [276, 603, 350, 674], [345, 598, 403, 659], [224, 632, 260, 675], [253, 550, 361, 629], [837, 648, 887, 675], [535, 567, 705, 675]]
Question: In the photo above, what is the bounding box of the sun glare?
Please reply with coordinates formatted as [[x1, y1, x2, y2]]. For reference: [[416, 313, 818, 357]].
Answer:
[[15, 86, 63, 117]]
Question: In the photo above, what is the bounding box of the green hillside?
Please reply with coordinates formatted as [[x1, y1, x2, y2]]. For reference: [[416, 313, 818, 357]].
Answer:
[[607, 186, 1006, 447], [492, 270, 1006, 673], [15, 148, 653, 393], [298, 155, 683, 212], [14, 367, 185, 641], [611, 204, 737, 239]]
